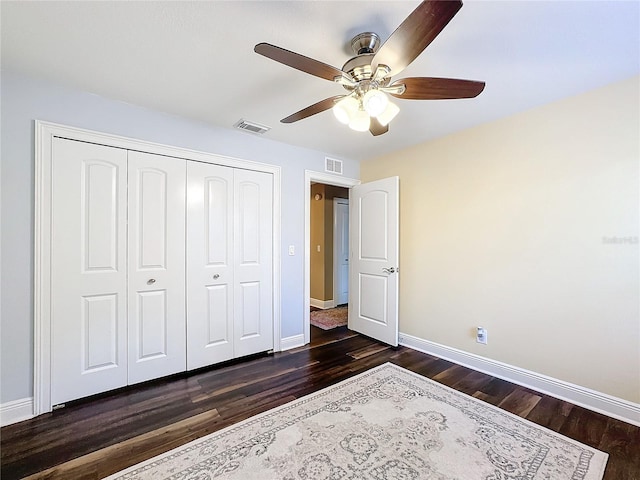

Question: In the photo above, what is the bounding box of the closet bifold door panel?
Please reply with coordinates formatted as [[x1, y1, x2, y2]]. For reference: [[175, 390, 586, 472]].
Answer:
[[233, 169, 274, 357], [186, 161, 235, 369], [127, 151, 187, 384], [47, 133, 274, 404], [186, 163, 274, 368], [50, 138, 128, 405]]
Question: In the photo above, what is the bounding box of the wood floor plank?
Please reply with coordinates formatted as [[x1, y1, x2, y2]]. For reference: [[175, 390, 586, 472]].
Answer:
[[560, 406, 611, 450], [22, 409, 222, 480], [526, 395, 574, 432], [346, 343, 391, 359], [498, 388, 542, 417], [2, 325, 638, 480], [190, 365, 304, 401], [471, 376, 518, 406], [450, 369, 493, 396], [597, 418, 640, 480]]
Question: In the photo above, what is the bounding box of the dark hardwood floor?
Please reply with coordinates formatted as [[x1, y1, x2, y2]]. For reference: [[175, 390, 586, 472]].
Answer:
[[2, 326, 639, 479]]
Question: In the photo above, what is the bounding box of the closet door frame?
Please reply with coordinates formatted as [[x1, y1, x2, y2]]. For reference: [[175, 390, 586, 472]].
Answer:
[[34, 120, 282, 415]]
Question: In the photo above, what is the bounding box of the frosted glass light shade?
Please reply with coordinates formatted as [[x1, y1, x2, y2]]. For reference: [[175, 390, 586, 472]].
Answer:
[[363, 89, 388, 117], [349, 108, 370, 132], [377, 101, 400, 126], [332, 96, 359, 125]]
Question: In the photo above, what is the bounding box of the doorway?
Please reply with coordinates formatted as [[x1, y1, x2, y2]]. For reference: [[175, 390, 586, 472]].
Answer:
[[333, 197, 349, 306], [304, 171, 360, 345], [309, 184, 349, 311]]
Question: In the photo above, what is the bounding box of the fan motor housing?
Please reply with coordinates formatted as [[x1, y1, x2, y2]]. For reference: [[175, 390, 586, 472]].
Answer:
[[342, 32, 382, 82], [342, 54, 374, 81]]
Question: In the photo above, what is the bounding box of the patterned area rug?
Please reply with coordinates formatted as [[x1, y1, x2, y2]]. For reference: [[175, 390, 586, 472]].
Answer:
[[310, 305, 348, 330], [105, 363, 607, 480]]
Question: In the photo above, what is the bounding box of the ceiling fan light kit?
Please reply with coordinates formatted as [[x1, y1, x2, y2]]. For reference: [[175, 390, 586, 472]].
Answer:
[[363, 89, 389, 117], [376, 101, 400, 127], [255, 0, 485, 136], [332, 90, 398, 132], [348, 107, 371, 132], [333, 96, 359, 125]]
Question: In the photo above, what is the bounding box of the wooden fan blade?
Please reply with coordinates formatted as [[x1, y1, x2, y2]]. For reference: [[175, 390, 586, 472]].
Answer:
[[369, 117, 389, 136], [281, 95, 345, 123], [255, 43, 345, 82], [389, 77, 485, 100], [372, 0, 462, 77]]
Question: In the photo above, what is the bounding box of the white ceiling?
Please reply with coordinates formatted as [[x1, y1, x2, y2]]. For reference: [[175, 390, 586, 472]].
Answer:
[[2, 1, 639, 161]]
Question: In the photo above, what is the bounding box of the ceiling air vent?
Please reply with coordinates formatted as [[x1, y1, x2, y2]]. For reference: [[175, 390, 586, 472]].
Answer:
[[325, 157, 343, 175], [233, 119, 271, 135]]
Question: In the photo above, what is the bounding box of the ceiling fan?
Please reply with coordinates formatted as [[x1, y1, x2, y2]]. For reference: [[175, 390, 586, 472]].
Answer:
[[254, 0, 485, 136]]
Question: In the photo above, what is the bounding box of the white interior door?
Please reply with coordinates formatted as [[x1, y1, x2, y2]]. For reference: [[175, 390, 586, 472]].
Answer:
[[51, 138, 128, 405], [334, 198, 349, 306], [234, 169, 274, 357], [349, 177, 399, 346], [127, 151, 186, 384], [186, 161, 235, 369]]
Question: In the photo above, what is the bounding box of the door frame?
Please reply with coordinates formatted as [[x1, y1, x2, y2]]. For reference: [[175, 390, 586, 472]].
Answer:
[[333, 197, 349, 307], [34, 120, 282, 415], [303, 171, 359, 345]]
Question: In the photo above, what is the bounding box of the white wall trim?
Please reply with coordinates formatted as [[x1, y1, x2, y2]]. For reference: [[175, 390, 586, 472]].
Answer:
[[280, 334, 305, 351], [1, 397, 34, 427], [304, 171, 360, 346], [310, 298, 336, 310], [34, 120, 282, 415], [399, 332, 640, 427]]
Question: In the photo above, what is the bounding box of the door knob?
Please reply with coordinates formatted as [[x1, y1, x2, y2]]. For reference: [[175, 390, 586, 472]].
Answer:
[[382, 267, 395, 274], [147, 278, 156, 285], [213, 274, 220, 280]]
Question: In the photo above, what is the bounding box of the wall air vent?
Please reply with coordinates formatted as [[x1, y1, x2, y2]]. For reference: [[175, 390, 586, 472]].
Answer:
[[233, 119, 271, 135], [325, 157, 343, 175]]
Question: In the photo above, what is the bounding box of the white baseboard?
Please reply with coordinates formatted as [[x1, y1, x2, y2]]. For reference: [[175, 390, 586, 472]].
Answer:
[[280, 334, 306, 351], [310, 298, 335, 309], [399, 332, 640, 427], [1, 397, 34, 426]]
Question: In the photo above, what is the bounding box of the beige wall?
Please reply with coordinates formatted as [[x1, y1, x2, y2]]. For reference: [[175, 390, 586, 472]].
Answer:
[[362, 76, 639, 403], [310, 184, 349, 302], [310, 184, 326, 300]]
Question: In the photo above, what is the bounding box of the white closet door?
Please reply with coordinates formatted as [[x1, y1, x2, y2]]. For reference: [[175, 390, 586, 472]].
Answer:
[[234, 169, 274, 357], [186, 161, 234, 369], [127, 151, 186, 384], [51, 138, 128, 405]]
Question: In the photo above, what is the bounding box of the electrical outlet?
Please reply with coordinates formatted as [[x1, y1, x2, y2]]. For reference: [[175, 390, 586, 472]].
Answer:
[[476, 327, 488, 345]]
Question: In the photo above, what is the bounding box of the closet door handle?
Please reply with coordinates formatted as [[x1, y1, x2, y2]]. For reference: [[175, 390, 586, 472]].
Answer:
[[213, 274, 220, 280], [147, 278, 156, 285]]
